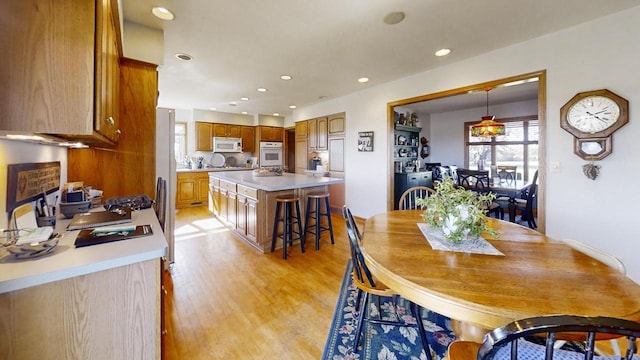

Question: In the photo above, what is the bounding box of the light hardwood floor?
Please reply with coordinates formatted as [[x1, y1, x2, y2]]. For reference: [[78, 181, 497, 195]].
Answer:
[[163, 206, 352, 359]]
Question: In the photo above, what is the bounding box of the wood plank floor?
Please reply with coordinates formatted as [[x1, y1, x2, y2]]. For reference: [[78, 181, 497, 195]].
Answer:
[[163, 206, 352, 359]]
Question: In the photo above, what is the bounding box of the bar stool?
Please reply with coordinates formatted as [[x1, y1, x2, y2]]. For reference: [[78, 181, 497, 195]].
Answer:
[[303, 192, 334, 250], [270, 195, 305, 259]]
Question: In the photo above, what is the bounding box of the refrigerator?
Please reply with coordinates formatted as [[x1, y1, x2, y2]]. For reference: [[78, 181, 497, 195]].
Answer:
[[156, 107, 176, 264]]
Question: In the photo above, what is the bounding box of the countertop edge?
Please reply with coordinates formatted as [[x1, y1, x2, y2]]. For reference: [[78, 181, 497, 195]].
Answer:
[[209, 171, 344, 191]]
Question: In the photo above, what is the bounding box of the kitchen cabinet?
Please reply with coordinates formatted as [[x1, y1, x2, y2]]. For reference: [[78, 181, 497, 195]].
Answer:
[[176, 171, 209, 209], [328, 113, 346, 136], [1, 0, 122, 147], [218, 179, 237, 227], [195, 122, 213, 151], [393, 171, 433, 210], [236, 185, 258, 243], [295, 139, 308, 174], [295, 121, 308, 139], [213, 123, 242, 138], [257, 126, 284, 142], [209, 177, 221, 217], [240, 125, 255, 153], [328, 137, 345, 172], [308, 117, 328, 151]]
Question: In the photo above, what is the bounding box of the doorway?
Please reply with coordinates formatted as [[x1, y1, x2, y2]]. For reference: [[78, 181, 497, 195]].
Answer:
[[387, 70, 547, 232]]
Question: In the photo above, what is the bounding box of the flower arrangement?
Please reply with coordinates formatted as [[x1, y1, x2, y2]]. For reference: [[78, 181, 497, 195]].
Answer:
[[416, 177, 498, 243]]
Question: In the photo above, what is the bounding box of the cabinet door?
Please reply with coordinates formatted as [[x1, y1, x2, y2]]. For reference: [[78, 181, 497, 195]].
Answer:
[[328, 113, 345, 136], [177, 175, 196, 208], [236, 194, 247, 234], [195, 122, 213, 151], [1, 0, 94, 134], [227, 190, 237, 228], [246, 197, 258, 243], [308, 119, 318, 150], [328, 172, 345, 213], [219, 189, 228, 223], [197, 175, 210, 203], [317, 117, 328, 150], [227, 125, 241, 138], [295, 139, 308, 173], [328, 137, 345, 172], [95, 0, 120, 143], [295, 121, 308, 139], [241, 126, 255, 153]]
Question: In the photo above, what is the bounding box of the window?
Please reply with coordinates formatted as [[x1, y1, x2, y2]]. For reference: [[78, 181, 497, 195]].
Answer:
[[175, 122, 187, 163], [464, 115, 538, 182]]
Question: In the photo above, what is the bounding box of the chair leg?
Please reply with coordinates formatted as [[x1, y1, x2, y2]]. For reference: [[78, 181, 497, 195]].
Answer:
[[270, 201, 281, 253], [324, 196, 335, 245], [282, 202, 290, 259], [315, 197, 321, 250], [411, 301, 433, 360], [295, 199, 305, 253], [354, 291, 369, 349]]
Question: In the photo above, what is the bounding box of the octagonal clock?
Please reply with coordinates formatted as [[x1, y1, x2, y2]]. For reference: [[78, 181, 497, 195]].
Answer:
[[560, 89, 629, 160]]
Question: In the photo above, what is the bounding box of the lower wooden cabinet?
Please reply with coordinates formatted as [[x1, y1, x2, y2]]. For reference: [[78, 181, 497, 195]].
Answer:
[[176, 171, 210, 209], [236, 185, 259, 243]]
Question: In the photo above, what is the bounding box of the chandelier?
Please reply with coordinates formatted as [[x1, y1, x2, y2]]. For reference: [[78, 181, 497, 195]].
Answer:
[[471, 88, 505, 137]]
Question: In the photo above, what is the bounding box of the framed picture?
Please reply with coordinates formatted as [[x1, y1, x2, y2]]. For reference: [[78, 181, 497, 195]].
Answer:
[[358, 131, 374, 152]]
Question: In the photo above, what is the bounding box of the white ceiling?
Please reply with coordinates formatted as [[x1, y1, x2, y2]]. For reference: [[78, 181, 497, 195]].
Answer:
[[122, 0, 640, 117]]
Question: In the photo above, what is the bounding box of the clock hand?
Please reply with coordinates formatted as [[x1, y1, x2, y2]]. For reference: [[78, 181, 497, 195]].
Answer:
[[586, 111, 607, 123]]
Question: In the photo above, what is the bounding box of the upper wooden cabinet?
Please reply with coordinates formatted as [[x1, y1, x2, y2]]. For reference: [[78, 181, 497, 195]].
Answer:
[[306, 117, 328, 151], [295, 121, 308, 139], [195, 122, 213, 151], [308, 118, 318, 150], [240, 126, 255, 153], [213, 123, 241, 138], [328, 113, 346, 137], [1, 0, 122, 147], [257, 126, 283, 142]]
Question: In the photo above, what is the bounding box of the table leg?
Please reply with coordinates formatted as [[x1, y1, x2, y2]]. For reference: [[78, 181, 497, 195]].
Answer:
[[451, 319, 490, 343], [508, 200, 516, 222]]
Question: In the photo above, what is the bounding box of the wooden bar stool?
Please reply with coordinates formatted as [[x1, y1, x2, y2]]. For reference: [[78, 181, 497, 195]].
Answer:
[[270, 195, 305, 259], [303, 192, 334, 250]]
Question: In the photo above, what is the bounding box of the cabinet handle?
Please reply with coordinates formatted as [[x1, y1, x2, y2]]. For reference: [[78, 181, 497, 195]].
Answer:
[[106, 117, 115, 125], [115, 129, 122, 135], [162, 286, 168, 295]]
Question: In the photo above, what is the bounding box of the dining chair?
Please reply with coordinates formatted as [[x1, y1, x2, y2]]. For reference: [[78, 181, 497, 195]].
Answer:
[[398, 186, 436, 210], [496, 165, 517, 183], [341, 206, 432, 358], [343, 205, 362, 243], [448, 315, 640, 360], [561, 238, 625, 275], [455, 169, 502, 218], [497, 170, 538, 228]]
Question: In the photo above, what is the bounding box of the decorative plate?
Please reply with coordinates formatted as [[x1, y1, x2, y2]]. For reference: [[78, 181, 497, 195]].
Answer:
[[211, 153, 226, 167], [397, 135, 407, 145], [5, 236, 60, 259]]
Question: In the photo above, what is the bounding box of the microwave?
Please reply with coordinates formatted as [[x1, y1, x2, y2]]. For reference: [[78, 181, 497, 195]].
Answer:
[[213, 137, 243, 153]]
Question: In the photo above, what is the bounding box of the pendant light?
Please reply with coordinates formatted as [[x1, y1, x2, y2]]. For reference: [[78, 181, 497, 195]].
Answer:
[[471, 88, 505, 137]]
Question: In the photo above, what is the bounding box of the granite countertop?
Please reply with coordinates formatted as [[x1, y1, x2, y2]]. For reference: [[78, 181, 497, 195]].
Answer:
[[210, 171, 344, 191], [0, 208, 167, 294]]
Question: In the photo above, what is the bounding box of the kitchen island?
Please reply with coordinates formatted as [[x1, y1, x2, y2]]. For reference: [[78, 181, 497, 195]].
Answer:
[[208, 171, 344, 252], [0, 208, 167, 359]]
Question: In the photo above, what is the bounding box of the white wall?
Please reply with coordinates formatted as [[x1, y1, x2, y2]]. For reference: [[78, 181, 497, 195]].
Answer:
[[122, 21, 164, 65], [0, 140, 67, 229], [430, 99, 538, 166], [292, 6, 640, 283]]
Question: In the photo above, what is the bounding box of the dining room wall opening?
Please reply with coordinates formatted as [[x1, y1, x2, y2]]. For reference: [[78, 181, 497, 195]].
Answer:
[[387, 70, 547, 233]]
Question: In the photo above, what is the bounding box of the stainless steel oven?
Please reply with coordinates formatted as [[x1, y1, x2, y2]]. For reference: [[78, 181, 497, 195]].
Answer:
[[259, 142, 283, 167]]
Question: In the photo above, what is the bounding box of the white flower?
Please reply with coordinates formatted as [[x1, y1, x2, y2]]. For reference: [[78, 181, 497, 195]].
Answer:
[[456, 204, 470, 221], [442, 214, 458, 237]]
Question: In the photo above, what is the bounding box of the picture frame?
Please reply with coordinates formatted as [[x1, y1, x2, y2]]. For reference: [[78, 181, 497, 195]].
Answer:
[[358, 131, 374, 152]]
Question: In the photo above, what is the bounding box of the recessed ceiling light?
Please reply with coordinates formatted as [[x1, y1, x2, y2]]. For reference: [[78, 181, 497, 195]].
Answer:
[[257, 87, 268, 92], [358, 77, 369, 83], [229, 102, 237, 106], [241, 111, 248, 115], [152, 7, 175, 20], [280, 75, 292, 80], [318, 96, 327, 100], [435, 48, 451, 57], [289, 105, 297, 109], [240, 97, 249, 101], [175, 53, 192, 61], [383, 11, 405, 25], [209, 107, 217, 111], [273, 113, 280, 116]]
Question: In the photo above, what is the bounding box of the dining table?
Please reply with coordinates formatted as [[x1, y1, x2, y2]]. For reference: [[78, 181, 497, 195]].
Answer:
[[490, 179, 528, 222], [360, 210, 640, 341]]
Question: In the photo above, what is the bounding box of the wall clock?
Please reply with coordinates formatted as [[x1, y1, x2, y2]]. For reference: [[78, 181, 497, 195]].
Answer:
[[560, 89, 629, 160]]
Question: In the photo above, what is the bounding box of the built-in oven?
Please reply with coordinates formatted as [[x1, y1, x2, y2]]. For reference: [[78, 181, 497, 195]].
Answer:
[[259, 142, 283, 167]]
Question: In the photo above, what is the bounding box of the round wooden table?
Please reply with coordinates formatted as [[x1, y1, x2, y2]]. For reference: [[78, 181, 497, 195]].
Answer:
[[361, 210, 640, 340]]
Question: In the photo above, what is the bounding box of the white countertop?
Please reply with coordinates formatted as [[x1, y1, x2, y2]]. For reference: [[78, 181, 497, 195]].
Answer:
[[210, 171, 344, 191], [177, 167, 250, 173], [0, 208, 168, 294]]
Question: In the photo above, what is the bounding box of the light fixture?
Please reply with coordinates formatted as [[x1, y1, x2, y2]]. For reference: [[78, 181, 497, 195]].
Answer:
[[289, 105, 297, 109], [240, 97, 249, 101], [471, 88, 505, 137], [435, 48, 451, 57], [280, 75, 292, 80], [383, 11, 405, 25], [151, 7, 175, 21], [257, 87, 268, 92], [175, 53, 192, 61], [241, 111, 248, 115], [358, 77, 369, 83], [273, 113, 280, 116]]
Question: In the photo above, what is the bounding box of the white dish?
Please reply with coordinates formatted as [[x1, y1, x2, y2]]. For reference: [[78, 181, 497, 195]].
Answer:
[[211, 153, 225, 167]]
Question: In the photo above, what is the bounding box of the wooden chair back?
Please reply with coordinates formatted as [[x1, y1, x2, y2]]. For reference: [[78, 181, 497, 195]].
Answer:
[[456, 169, 491, 194], [155, 177, 167, 233], [398, 186, 436, 210], [342, 206, 375, 287], [497, 165, 517, 183], [478, 315, 640, 360]]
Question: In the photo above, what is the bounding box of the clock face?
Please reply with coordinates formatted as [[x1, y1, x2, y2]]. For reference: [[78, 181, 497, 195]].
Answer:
[[566, 95, 620, 133]]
